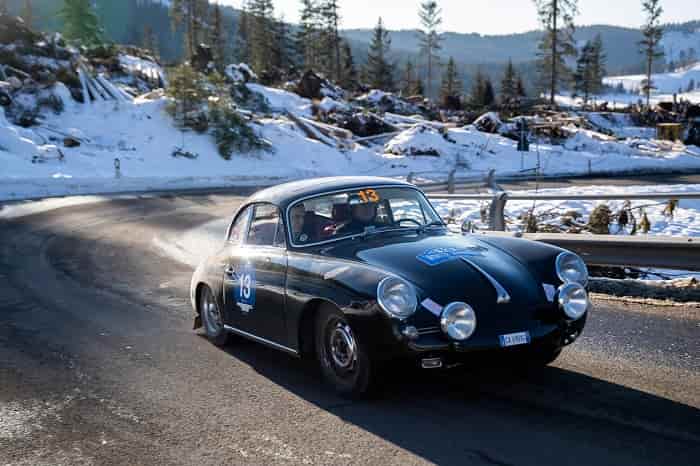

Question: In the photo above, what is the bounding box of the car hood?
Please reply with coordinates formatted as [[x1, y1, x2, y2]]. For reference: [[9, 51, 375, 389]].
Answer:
[[319, 230, 552, 315]]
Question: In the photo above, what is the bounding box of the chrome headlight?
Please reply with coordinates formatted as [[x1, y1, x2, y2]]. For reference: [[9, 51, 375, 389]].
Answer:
[[556, 252, 589, 286], [440, 302, 477, 341], [558, 283, 589, 320], [377, 276, 418, 319]]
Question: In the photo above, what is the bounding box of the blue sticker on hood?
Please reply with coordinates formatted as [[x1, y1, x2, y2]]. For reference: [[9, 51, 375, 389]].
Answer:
[[417, 246, 487, 266]]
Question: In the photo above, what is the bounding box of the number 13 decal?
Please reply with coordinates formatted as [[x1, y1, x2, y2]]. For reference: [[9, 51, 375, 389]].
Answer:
[[236, 264, 256, 313]]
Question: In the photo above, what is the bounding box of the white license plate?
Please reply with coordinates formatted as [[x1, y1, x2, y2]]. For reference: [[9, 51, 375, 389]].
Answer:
[[499, 331, 531, 347]]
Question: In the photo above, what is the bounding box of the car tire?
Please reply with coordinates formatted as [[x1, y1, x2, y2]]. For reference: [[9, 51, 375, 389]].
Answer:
[[199, 286, 232, 347], [315, 305, 376, 399]]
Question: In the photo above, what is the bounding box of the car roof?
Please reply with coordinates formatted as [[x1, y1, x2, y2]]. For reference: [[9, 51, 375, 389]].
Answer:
[[247, 176, 416, 210]]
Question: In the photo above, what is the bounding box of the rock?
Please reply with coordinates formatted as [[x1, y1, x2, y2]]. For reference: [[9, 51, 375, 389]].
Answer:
[[63, 137, 80, 148]]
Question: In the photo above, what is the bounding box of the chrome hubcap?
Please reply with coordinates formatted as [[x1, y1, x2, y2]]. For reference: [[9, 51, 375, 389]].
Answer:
[[329, 322, 357, 371], [202, 290, 222, 334]]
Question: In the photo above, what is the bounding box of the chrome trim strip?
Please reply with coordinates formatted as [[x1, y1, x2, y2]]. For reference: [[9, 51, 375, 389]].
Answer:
[[223, 325, 299, 355], [285, 185, 443, 249], [460, 257, 512, 304]]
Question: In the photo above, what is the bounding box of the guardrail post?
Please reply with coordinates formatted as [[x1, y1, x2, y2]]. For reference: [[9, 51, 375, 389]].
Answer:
[[448, 169, 456, 194], [489, 192, 508, 231]]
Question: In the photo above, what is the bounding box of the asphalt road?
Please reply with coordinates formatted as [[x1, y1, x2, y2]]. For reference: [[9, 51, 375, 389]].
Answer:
[[0, 193, 698, 466]]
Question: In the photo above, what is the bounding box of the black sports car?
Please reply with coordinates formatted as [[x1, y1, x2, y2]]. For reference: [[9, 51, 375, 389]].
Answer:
[[190, 177, 589, 397]]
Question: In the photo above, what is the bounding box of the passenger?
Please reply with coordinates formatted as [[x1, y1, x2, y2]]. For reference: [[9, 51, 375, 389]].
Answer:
[[290, 203, 315, 243]]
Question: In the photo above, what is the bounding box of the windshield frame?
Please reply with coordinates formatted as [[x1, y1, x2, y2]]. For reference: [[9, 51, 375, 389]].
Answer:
[[285, 185, 444, 249]]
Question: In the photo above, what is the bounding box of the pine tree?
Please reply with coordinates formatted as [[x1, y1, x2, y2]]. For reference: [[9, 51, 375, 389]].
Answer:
[[470, 69, 495, 107], [534, 0, 578, 105], [170, 0, 209, 61], [296, 0, 322, 71], [319, 0, 342, 82], [401, 60, 418, 96], [500, 59, 517, 104], [365, 17, 395, 91], [236, 1, 251, 63], [516, 74, 527, 98], [142, 25, 158, 59], [440, 57, 462, 108], [247, 0, 276, 75], [272, 14, 295, 74], [417, 1, 443, 99], [339, 39, 358, 90], [640, 0, 664, 108], [210, 3, 227, 70], [574, 41, 595, 105], [21, 0, 34, 28], [59, 0, 103, 46]]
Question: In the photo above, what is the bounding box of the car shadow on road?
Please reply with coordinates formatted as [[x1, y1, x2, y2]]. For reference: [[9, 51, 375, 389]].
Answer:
[[214, 336, 700, 466]]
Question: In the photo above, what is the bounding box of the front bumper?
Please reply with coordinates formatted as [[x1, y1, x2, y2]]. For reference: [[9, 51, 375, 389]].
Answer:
[[372, 313, 587, 363]]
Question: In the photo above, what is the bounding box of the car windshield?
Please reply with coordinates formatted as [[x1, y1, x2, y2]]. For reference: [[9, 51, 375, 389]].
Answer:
[[288, 187, 443, 246]]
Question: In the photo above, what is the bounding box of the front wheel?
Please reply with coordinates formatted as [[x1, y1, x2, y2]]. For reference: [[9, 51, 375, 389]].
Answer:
[[315, 306, 376, 399], [199, 286, 232, 347]]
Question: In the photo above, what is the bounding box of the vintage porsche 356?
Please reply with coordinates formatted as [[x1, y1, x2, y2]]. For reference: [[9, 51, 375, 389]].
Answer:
[[190, 177, 589, 397]]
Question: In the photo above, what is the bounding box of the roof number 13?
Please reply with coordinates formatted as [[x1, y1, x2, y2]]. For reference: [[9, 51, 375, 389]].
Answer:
[[358, 189, 380, 203]]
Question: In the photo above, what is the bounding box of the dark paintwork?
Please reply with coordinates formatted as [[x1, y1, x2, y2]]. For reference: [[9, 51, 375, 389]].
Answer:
[[190, 177, 587, 363]]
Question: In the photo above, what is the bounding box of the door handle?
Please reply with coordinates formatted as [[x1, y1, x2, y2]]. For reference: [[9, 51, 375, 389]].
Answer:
[[224, 265, 237, 279]]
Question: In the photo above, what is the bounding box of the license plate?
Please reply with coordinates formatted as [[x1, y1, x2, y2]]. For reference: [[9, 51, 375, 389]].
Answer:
[[499, 331, 531, 347]]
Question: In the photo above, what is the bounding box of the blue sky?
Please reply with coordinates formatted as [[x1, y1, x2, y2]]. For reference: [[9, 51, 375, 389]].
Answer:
[[219, 0, 700, 35]]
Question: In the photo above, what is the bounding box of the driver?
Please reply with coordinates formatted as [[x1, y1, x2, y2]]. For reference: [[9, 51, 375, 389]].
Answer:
[[336, 197, 378, 236]]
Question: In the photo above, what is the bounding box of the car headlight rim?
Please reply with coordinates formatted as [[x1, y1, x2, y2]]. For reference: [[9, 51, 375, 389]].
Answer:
[[440, 302, 477, 341], [558, 282, 589, 320], [377, 276, 418, 319], [556, 252, 589, 287]]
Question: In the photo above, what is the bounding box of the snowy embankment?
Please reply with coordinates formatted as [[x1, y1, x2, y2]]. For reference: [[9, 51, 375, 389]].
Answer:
[[3, 82, 700, 202]]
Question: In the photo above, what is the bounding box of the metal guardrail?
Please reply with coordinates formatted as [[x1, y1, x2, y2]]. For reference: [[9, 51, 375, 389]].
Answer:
[[478, 232, 700, 272]]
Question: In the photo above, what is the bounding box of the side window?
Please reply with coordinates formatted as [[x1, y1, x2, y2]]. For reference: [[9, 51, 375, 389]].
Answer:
[[247, 204, 281, 247], [228, 206, 253, 245]]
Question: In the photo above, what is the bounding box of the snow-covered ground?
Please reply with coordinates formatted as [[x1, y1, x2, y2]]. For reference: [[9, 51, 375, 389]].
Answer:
[[3, 82, 700, 202], [604, 62, 700, 97]]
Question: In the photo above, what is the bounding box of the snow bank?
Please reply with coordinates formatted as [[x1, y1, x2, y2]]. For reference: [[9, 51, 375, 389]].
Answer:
[[246, 83, 313, 116]]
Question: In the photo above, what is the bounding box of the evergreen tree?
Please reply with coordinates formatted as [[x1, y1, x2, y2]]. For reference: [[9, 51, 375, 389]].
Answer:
[[500, 59, 517, 104], [516, 74, 527, 98], [417, 1, 443, 99], [236, 1, 251, 63], [142, 24, 158, 58], [21, 0, 34, 28], [640, 0, 664, 108], [247, 0, 276, 74], [365, 17, 395, 91], [296, 0, 322, 71], [59, 0, 103, 46], [319, 0, 342, 81], [170, 0, 209, 60], [210, 3, 227, 70], [534, 0, 578, 104], [440, 57, 462, 109], [272, 14, 295, 74], [574, 40, 596, 105], [470, 69, 495, 107], [401, 60, 419, 96], [339, 39, 358, 90]]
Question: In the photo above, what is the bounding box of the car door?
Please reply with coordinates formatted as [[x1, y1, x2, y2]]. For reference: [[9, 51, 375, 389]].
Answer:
[[223, 203, 289, 346]]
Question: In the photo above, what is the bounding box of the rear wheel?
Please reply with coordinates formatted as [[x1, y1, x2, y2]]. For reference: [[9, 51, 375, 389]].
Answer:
[[200, 286, 232, 347], [315, 306, 376, 399]]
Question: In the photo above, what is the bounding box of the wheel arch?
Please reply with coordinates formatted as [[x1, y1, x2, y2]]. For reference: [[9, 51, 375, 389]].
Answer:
[[297, 298, 340, 359]]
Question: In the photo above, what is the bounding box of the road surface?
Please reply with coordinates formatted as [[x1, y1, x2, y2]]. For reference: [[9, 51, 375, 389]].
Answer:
[[0, 192, 698, 465]]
